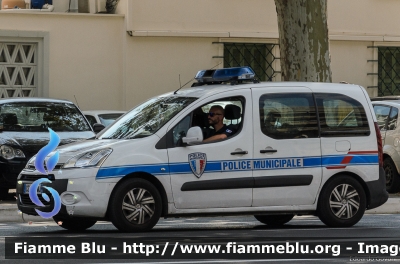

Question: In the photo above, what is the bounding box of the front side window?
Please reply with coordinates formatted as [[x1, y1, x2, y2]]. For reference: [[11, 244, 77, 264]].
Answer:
[[315, 93, 370, 137], [99, 96, 197, 139], [167, 97, 244, 148], [259, 93, 318, 139], [0, 102, 91, 132]]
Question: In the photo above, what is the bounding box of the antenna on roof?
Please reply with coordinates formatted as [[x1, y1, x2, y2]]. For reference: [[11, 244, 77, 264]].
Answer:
[[173, 62, 222, 94], [74, 95, 80, 108]]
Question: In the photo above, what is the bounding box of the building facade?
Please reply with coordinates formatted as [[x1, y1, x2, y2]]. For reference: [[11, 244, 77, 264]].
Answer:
[[0, 0, 399, 110]]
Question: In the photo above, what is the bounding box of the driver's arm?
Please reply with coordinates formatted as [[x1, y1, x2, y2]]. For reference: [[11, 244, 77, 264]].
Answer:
[[202, 134, 227, 143]]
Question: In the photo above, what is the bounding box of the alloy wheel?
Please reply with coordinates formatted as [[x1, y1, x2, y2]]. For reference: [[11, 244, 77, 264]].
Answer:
[[329, 184, 360, 219], [385, 165, 393, 186], [122, 188, 155, 225]]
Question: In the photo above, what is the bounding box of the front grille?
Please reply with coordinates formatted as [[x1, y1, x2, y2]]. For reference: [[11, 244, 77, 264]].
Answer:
[[19, 194, 51, 206], [20, 174, 55, 181]]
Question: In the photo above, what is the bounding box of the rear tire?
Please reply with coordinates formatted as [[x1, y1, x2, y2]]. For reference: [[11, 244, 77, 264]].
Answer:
[[254, 214, 294, 226], [53, 217, 97, 231], [384, 158, 400, 193], [108, 178, 162, 232], [317, 175, 366, 227]]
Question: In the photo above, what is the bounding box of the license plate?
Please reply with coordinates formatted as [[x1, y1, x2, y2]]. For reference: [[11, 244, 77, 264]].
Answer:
[[23, 183, 42, 194]]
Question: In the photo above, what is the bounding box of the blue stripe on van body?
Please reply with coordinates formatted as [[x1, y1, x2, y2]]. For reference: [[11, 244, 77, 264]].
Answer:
[[96, 153, 378, 179]]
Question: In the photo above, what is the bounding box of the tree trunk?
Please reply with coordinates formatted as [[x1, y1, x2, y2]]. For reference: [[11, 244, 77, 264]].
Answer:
[[106, 0, 120, 13], [274, 0, 332, 82]]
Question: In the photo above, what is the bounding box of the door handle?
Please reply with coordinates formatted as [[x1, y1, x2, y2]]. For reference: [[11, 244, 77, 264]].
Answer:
[[230, 151, 248, 155], [260, 149, 277, 153]]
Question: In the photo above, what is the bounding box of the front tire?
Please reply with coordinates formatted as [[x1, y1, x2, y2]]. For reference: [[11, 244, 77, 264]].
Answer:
[[108, 178, 162, 232], [53, 217, 97, 231], [317, 175, 366, 227], [384, 158, 400, 193], [254, 214, 294, 226]]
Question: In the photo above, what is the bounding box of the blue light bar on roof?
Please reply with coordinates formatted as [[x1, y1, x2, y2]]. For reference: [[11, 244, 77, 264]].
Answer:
[[194, 66, 256, 85]]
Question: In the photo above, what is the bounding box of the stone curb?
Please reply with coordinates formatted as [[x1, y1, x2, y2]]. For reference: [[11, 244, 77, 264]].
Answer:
[[0, 197, 399, 223]]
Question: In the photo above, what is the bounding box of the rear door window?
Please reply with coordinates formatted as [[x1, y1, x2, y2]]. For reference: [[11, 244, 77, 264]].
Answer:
[[259, 93, 318, 139]]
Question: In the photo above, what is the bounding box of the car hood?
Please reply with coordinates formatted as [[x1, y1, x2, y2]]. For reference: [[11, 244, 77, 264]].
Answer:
[[0, 131, 95, 158], [45, 139, 122, 163]]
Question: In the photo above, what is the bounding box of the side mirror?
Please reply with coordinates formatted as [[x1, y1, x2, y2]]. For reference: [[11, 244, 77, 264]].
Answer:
[[182, 127, 203, 145], [93, 123, 106, 133]]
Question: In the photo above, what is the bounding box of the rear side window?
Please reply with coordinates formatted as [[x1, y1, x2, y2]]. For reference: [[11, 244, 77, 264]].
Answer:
[[259, 93, 318, 139], [315, 93, 370, 137]]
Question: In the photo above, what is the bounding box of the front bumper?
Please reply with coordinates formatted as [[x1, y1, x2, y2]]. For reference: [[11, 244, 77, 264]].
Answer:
[[16, 173, 69, 216], [366, 166, 389, 210], [16, 168, 114, 219]]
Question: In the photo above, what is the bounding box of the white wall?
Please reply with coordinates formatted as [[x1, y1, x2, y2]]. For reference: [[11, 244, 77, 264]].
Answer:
[[0, 12, 125, 110], [330, 40, 374, 94], [124, 36, 220, 109]]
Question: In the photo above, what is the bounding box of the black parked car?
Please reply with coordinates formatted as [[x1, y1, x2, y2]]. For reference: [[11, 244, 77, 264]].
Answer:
[[0, 98, 95, 199]]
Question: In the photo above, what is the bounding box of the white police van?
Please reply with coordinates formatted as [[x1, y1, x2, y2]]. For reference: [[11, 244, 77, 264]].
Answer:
[[16, 67, 388, 232]]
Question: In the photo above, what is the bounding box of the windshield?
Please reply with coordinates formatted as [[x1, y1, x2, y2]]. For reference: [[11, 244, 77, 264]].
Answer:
[[0, 102, 91, 132], [98, 113, 124, 127], [98, 96, 197, 139]]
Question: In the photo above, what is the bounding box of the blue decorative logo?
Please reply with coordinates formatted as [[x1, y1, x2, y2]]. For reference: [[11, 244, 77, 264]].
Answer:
[[29, 128, 62, 218], [34, 128, 60, 175]]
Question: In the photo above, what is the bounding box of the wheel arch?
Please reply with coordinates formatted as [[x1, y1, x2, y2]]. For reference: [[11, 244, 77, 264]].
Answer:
[[383, 153, 395, 173], [383, 147, 400, 174], [318, 171, 371, 209], [107, 172, 169, 217]]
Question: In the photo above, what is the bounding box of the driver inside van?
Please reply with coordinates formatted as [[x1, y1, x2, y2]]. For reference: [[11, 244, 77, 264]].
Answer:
[[203, 105, 236, 142]]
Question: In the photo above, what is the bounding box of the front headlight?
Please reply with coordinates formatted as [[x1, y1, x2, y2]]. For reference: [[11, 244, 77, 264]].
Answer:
[[0, 145, 25, 160], [63, 148, 112, 169]]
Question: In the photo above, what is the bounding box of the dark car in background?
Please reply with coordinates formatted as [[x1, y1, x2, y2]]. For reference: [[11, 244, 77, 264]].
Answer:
[[0, 98, 95, 199]]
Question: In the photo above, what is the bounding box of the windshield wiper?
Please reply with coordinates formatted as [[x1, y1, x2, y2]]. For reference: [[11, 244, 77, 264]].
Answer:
[[127, 134, 151, 139]]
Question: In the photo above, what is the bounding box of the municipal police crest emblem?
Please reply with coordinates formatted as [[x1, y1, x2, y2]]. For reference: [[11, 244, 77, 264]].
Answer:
[[188, 152, 207, 178]]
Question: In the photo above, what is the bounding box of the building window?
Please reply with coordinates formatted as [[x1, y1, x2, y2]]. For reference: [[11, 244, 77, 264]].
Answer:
[[378, 47, 400, 96], [224, 43, 278, 82], [0, 42, 37, 98]]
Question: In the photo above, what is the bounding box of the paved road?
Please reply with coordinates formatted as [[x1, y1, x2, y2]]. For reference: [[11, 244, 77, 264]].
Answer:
[[0, 214, 400, 263]]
